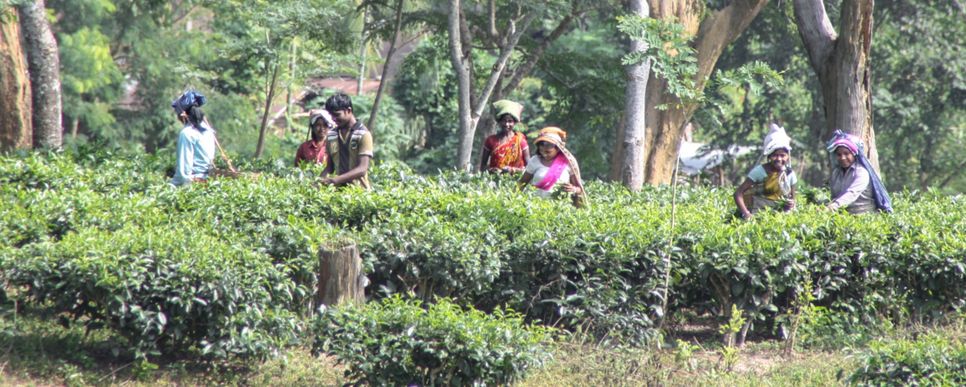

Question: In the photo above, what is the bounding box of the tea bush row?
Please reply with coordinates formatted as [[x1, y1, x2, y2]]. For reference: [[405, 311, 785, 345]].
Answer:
[[313, 296, 553, 385], [2, 151, 965, 356], [850, 331, 966, 385]]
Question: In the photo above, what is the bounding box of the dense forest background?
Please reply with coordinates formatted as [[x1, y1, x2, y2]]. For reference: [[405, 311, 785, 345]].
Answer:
[[1, 0, 963, 192]]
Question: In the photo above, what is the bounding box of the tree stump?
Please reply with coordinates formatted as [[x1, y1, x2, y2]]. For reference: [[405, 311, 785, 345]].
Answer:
[[316, 243, 366, 308]]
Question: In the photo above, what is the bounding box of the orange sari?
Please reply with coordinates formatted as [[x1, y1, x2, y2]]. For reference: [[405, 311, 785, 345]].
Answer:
[[486, 132, 527, 169]]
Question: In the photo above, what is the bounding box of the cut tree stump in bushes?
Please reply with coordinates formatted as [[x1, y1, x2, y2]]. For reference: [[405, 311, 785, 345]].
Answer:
[[317, 243, 366, 308]]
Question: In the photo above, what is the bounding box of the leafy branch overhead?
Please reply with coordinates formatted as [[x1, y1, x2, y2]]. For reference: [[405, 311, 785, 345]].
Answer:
[[617, 15, 698, 105]]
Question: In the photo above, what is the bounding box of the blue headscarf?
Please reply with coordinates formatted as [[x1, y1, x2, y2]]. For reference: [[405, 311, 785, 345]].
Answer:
[[171, 90, 207, 115], [826, 130, 893, 213]]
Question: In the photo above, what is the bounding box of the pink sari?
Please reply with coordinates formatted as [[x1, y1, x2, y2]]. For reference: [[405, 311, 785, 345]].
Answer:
[[534, 153, 568, 191]]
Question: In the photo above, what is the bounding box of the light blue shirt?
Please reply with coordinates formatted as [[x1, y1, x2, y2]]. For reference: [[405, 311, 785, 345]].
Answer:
[[170, 123, 216, 186]]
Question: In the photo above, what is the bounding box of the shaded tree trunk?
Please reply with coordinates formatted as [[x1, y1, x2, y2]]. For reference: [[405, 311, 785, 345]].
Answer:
[[368, 0, 405, 132], [0, 6, 32, 150], [645, 0, 769, 185], [254, 60, 279, 159], [19, 0, 61, 149], [316, 243, 366, 307], [610, 0, 768, 185], [793, 0, 879, 172], [620, 0, 651, 191]]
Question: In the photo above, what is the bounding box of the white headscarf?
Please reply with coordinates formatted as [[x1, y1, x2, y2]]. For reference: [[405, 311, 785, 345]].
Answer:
[[762, 123, 792, 157]]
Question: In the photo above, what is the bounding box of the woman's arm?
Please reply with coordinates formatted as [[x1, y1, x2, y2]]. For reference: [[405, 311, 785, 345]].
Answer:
[[828, 166, 871, 210], [517, 172, 534, 191], [734, 178, 755, 219], [479, 147, 492, 172], [563, 172, 582, 193], [172, 130, 194, 185]]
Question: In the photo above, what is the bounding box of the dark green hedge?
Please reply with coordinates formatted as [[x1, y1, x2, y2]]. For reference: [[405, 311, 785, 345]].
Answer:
[[2, 150, 964, 357]]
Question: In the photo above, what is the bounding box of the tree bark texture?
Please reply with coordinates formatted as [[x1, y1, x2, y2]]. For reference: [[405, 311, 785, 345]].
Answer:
[[317, 244, 366, 307], [0, 7, 32, 150], [620, 0, 651, 191], [448, 0, 476, 171], [628, 0, 768, 185], [793, 0, 879, 172], [18, 0, 61, 149]]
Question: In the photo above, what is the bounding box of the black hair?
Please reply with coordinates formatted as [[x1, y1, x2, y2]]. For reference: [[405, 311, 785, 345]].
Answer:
[[186, 105, 206, 132], [324, 93, 353, 112]]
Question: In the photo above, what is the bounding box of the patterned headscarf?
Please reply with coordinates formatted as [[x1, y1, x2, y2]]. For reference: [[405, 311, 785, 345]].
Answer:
[[762, 123, 792, 157], [825, 129, 893, 213], [492, 99, 524, 122], [171, 90, 206, 115]]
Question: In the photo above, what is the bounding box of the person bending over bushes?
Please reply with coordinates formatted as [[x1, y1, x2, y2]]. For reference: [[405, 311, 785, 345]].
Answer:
[[517, 127, 588, 208], [734, 123, 797, 219], [169, 91, 216, 186], [825, 130, 893, 214]]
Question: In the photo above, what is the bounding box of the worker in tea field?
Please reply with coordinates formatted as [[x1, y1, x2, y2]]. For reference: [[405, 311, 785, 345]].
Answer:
[[318, 93, 374, 189], [517, 127, 588, 208], [479, 99, 530, 174], [295, 110, 335, 167], [825, 130, 893, 214], [169, 90, 216, 186], [734, 123, 797, 219]]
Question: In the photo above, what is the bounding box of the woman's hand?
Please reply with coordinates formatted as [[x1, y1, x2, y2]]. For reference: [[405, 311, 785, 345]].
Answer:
[[562, 183, 581, 194], [783, 198, 796, 211]]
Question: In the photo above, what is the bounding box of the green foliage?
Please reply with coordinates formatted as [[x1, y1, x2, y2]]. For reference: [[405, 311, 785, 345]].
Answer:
[[872, 0, 966, 192], [850, 332, 966, 386], [312, 295, 554, 386], [617, 14, 699, 104], [3, 149, 966, 360]]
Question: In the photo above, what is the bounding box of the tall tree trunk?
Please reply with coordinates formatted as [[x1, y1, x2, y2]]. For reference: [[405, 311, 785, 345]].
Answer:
[[0, 6, 32, 150], [368, 0, 405, 132], [19, 0, 62, 149], [255, 60, 280, 159], [793, 0, 879, 172], [625, 0, 768, 185], [448, 0, 476, 170], [286, 39, 297, 131], [357, 5, 370, 96], [619, 0, 652, 191], [448, 0, 533, 171]]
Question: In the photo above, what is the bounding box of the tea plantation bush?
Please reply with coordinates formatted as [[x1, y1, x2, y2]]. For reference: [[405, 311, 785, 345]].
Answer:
[[2, 150, 965, 359], [850, 332, 966, 385], [313, 296, 553, 385]]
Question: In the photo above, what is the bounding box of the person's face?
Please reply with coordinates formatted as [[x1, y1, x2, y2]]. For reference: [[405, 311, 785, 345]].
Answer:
[[311, 122, 326, 141], [767, 148, 789, 169], [537, 141, 559, 160], [328, 108, 353, 129], [498, 115, 517, 132], [834, 146, 855, 169], [177, 111, 188, 124]]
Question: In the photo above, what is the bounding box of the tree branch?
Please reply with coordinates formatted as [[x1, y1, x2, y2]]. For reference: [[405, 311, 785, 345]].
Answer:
[[793, 0, 837, 70], [693, 0, 769, 89], [472, 13, 536, 119], [500, 8, 584, 96]]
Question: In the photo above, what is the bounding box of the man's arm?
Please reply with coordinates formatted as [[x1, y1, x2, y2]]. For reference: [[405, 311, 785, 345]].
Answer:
[[327, 155, 370, 185]]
